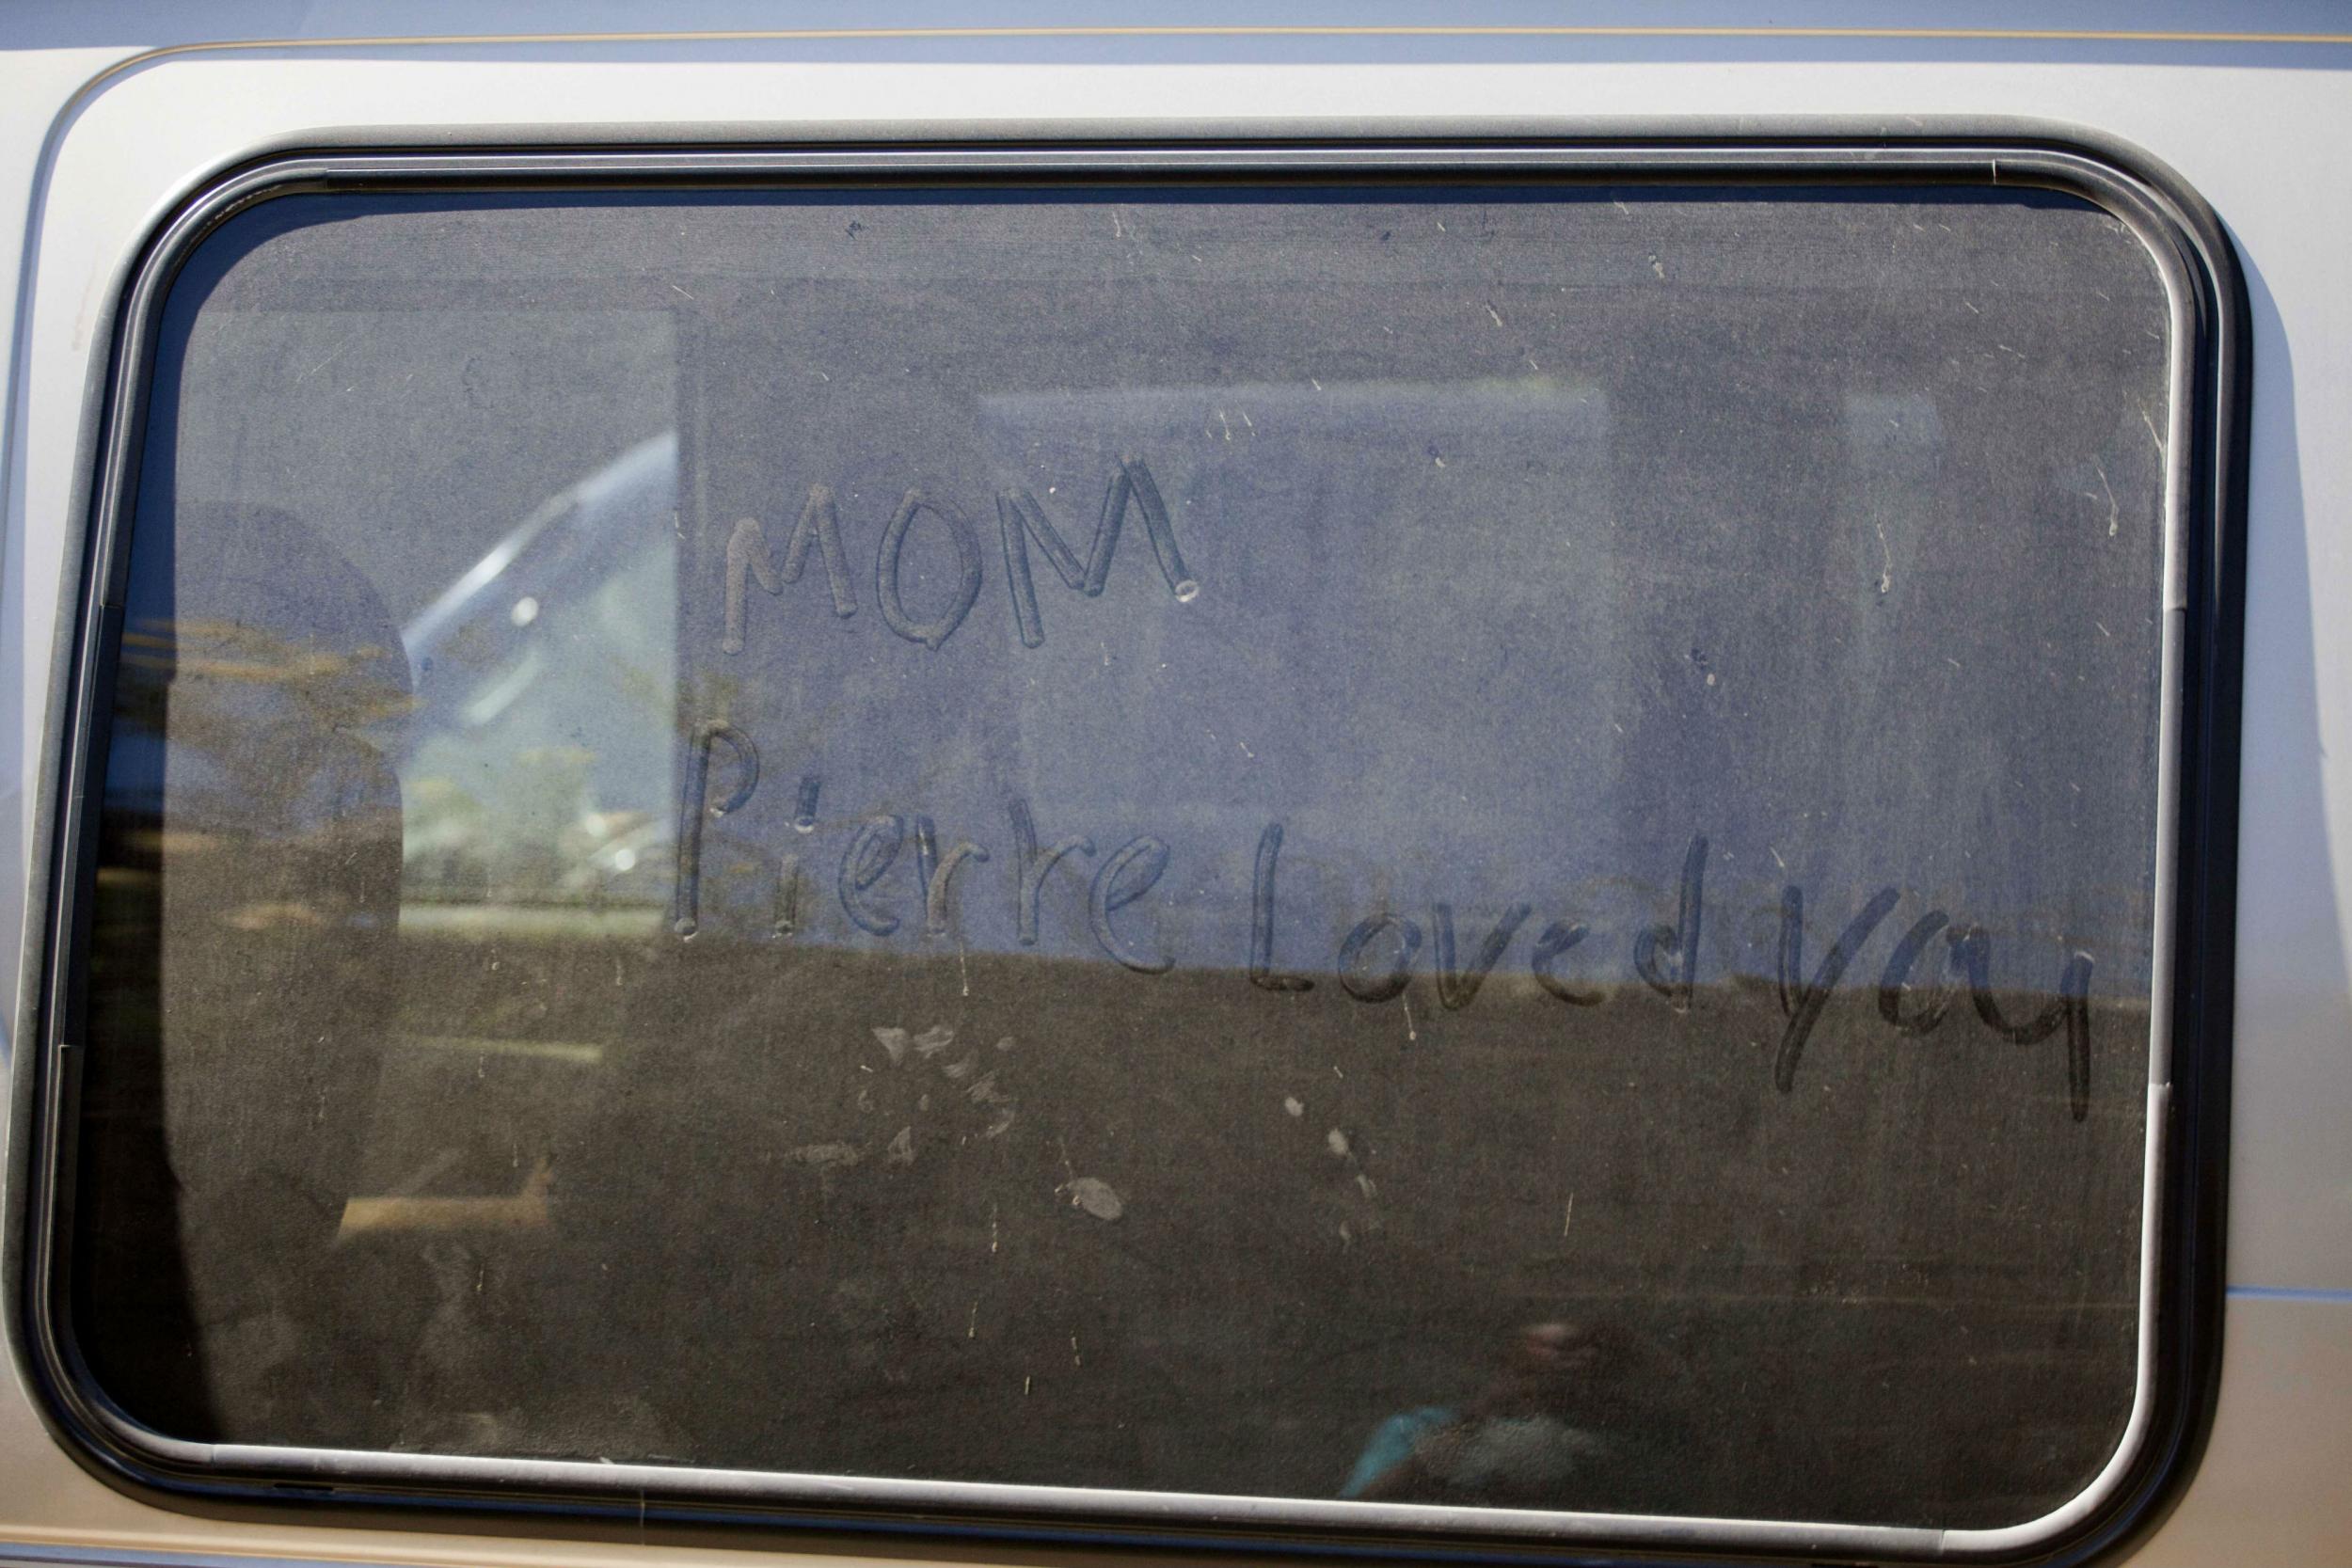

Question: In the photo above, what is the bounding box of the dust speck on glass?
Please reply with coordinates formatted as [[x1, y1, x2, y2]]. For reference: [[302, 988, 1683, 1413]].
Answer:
[[72, 178, 2172, 1531]]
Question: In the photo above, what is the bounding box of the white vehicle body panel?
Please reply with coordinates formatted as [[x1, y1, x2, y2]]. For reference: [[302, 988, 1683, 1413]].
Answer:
[[0, 5, 2346, 1562]]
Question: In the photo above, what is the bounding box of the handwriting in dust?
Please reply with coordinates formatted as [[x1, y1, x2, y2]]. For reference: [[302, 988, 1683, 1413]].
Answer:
[[691, 454, 2098, 1121]]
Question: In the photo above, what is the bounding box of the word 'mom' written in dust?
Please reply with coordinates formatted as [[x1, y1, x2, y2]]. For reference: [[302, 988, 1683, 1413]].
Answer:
[[722, 455, 1197, 656], [672, 727, 2099, 1122]]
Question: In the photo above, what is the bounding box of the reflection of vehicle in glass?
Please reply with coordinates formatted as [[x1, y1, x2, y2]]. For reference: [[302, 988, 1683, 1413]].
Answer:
[[397, 433, 677, 911]]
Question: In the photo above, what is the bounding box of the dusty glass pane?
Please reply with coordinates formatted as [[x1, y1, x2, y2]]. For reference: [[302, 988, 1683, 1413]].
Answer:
[[72, 180, 2172, 1530]]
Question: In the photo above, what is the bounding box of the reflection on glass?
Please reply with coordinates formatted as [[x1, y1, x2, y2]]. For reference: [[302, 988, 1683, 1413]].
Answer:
[[1343, 1323, 1679, 1509], [400, 430, 678, 912], [72, 183, 2172, 1532]]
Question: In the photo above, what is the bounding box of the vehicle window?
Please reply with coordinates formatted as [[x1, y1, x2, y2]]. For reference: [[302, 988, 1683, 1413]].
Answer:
[[66, 174, 2178, 1536]]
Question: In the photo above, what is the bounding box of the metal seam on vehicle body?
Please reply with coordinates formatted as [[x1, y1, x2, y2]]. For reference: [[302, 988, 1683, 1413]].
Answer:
[[6, 136, 2242, 1568], [36, 25, 2352, 67], [0, 1545, 356, 1568]]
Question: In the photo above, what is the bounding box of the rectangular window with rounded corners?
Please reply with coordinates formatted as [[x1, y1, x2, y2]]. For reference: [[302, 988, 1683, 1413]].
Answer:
[[23, 144, 2240, 1564]]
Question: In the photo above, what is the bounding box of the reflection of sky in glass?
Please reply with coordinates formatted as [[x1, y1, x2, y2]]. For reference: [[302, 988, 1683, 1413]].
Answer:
[[121, 191, 2171, 993]]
